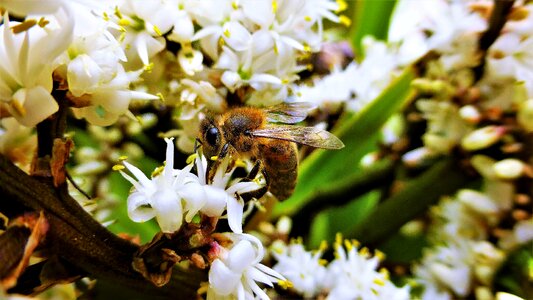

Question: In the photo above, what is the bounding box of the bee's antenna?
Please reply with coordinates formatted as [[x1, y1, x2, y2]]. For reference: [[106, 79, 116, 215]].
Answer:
[[194, 138, 202, 152]]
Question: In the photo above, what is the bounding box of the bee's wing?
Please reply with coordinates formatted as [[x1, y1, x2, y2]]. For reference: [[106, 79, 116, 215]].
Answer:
[[252, 125, 344, 149], [265, 102, 317, 124]]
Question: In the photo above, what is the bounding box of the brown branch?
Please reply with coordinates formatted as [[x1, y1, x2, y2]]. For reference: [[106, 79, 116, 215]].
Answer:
[[0, 153, 205, 297], [474, 0, 516, 80]]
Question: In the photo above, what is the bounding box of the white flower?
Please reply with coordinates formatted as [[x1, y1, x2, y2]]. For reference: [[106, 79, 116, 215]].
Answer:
[[119, 138, 203, 233], [194, 152, 265, 233], [208, 233, 286, 300], [325, 240, 410, 300], [272, 242, 327, 298], [216, 46, 282, 92], [110, 1, 176, 68], [0, 8, 73, 127]]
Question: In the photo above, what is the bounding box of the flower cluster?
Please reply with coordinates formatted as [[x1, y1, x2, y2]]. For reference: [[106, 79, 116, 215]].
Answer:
[[119, 138, 264, 233], [271, 236, 410, 299]]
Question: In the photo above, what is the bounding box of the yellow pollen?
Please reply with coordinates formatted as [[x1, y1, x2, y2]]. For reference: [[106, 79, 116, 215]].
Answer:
[[114, 6, 123, 19], [231, 1, 238, 10], [144, 63, 154, 72], [118, 18, 131, 27], [210, 155, 219, 161], [339, 15, 351, 27], [336, 0, 348, 12], [152, 165, 165, 177], [375, 249, 385, 261], [359, 246, 370, 257], [118, 156, 128, 161], [303, 44, 311, 52], [335, 233, 343, 246], [11, 19, 37, 33], [186, 153, 198, 164], [38, 17, 49, 28], [319, 240, 328, 251], [304, 16, 312, 22], [11, 100, 26, 117], [373, 278, 385, 286], [223, 28, 231, 38], [112, 164, 125, 171], [156, 92, 165, 102], [153, 25, 162, 36], [272, 0, 278, 13], [277, 280, 293, 289], [344, 239, 353, 251]]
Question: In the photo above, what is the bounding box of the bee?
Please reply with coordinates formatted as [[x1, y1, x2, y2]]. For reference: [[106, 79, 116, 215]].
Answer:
[[197, 102, 344, 201]]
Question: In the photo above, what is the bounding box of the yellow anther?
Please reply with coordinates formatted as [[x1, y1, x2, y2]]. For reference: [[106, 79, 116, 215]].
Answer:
[[38, 17, 49, 28], [335, 233, 343, 246], [144, 62, 154, 72], [186, 153, 198, 164], [319, 240, 328, 252], [223, 28, 231, 38], [103, 12, 110, 21], [118, 155, 128, 161], [153, 25, 162, 36], [277, 280, 293, 289], [304, 15, 312, 22], [359, 246, 370, 257], [118, 18, 130, 27], [303, 43, 311, 52], [344, 239, 352, 251], [318, 259, 328, 266], [210, 155, 219, 161], [112, 164, 125, 171], [281, 78, 290, 85], [11, 19, 37, 33], [375, 249, 386, 261], [231, 1, 239, 10], [336, 0, 348, 12], [339, 15, 351, 27], [151, 165, 165, 177], [272, 0, 278, 13], [218, 37, 225, 47], [373, 278, 385, 286], [11, 100, 26, 117], [156, 92, 164, 102], [114, 6, 123, 19]]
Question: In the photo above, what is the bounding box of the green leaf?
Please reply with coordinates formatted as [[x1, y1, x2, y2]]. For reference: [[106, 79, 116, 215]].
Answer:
[[350, 0, 397, 56], [309, 191, 380, 249], [273, 66, 416, 218], [347, 159, 473, 246]]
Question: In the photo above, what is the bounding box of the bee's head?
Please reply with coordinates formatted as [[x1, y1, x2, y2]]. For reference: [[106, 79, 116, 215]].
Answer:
[[199, 117, 223, 159]]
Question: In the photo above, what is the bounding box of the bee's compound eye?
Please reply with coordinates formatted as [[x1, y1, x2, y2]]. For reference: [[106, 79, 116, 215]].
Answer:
[[205, 126, 219, 146]]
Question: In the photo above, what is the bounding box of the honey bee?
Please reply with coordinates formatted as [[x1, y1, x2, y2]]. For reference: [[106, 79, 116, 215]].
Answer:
[[197, 102, 344, 201]]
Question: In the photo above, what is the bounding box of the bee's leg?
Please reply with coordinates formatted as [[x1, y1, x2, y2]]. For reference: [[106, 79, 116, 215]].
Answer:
[[218, 143, 230, 159], [239, 159, 269, 202]]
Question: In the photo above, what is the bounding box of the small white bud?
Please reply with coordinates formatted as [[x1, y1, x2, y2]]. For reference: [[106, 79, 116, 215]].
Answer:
[[461, 126, 505, 151], [493, 158, 525, 180], [459, 105, 481, 124], [457, 189, 498, 214]]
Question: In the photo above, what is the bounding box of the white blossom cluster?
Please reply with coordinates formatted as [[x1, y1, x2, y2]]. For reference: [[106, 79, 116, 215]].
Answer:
[[413, 161, 533, 299], [0, 0, 345, 153], [119, 138, 289, 299], [271, 237, 411, 299]]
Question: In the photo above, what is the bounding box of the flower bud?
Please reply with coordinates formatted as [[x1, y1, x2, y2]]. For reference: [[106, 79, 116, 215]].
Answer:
[[459, 105, 481, 124], [461, 126, 505, 151], [457, 189, 498, 215], [493, 158, 525, 180]]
